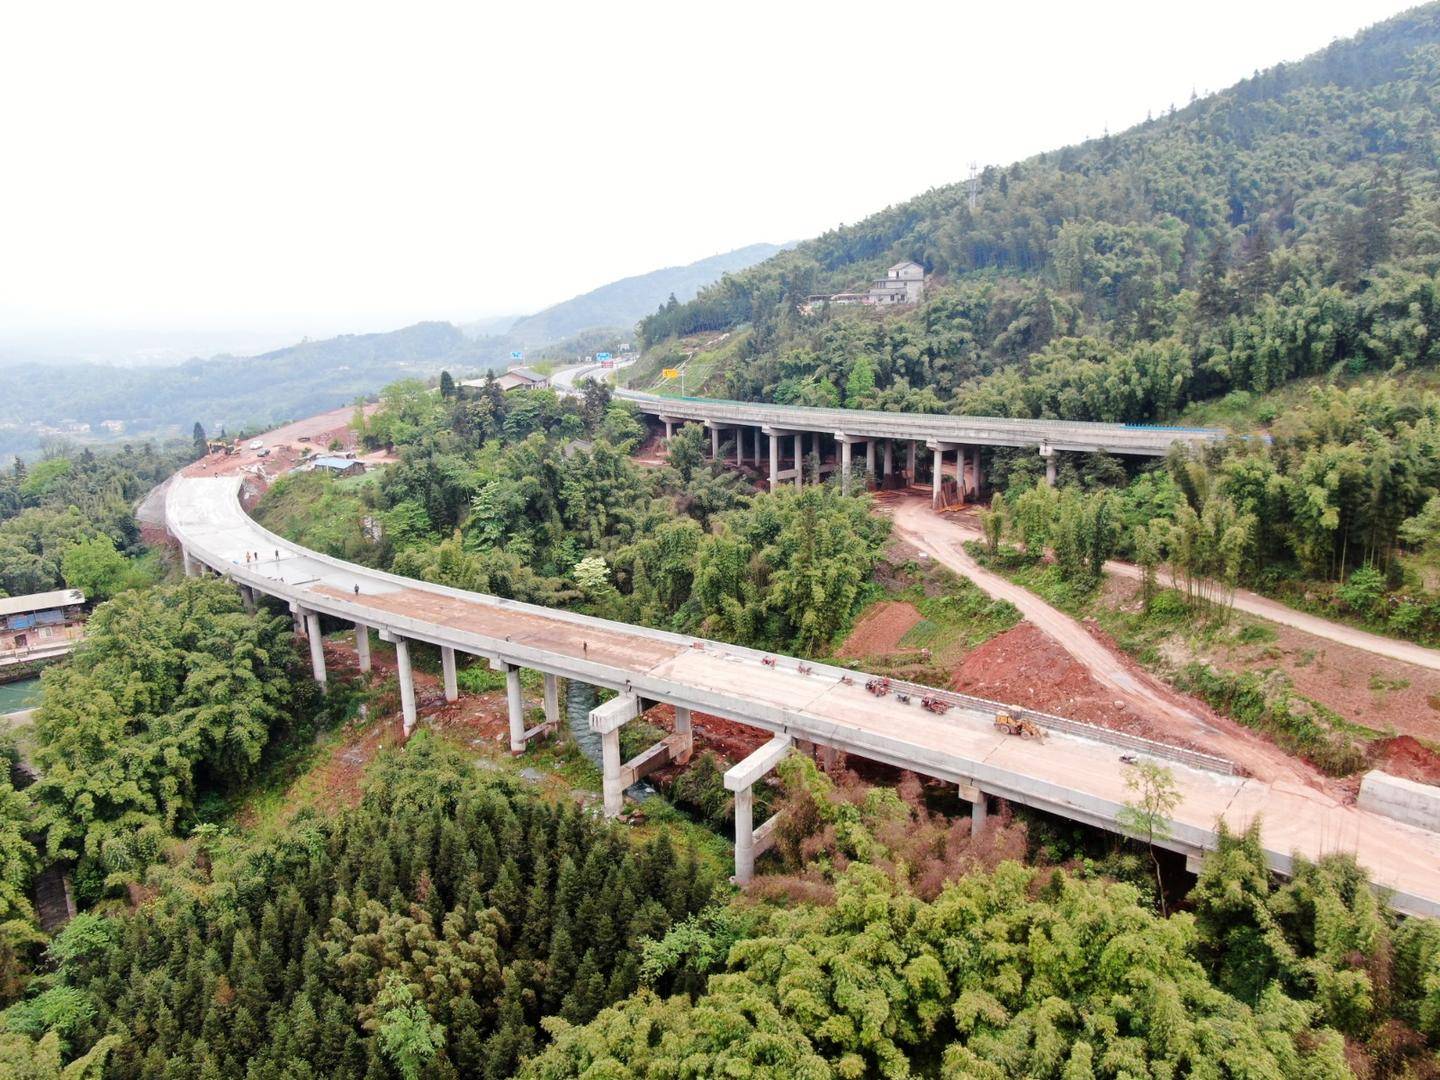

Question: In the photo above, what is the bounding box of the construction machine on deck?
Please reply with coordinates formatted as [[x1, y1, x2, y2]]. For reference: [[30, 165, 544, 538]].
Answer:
[[994, 711, 1045, 740]]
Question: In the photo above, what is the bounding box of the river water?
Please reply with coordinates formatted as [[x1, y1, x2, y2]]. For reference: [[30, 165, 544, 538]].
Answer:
[[0, 677, 41, 714]]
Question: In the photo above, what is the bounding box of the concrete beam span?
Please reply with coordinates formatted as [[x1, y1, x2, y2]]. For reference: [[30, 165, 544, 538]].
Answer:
[[618, 390, 1230, 457], [167, 472, 1440, 917]]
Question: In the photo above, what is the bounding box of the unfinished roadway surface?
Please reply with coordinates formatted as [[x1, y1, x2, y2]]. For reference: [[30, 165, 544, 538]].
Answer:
[[165, 467, 1440, 917]]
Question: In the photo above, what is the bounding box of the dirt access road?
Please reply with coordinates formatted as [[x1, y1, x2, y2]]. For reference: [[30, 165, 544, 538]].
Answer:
[[889, 497, 1322, 785], [899, 497, 1440, 673]]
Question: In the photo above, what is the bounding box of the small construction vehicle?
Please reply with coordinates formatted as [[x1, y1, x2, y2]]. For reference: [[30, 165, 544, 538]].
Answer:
[[865, 677, 891, 697], [994, 711, 1045, 740], [921, 695, 951, 714]]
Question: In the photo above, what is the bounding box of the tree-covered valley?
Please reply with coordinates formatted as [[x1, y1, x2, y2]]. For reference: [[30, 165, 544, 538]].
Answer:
[[8, 5, 1440, 1078]]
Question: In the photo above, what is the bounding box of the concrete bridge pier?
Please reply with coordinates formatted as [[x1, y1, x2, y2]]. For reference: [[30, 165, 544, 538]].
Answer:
[[836, 433, 862, 493], [590, 695, 697, 819], [301, 609, 327, 685], [182, 548, 197, 577], [673, 706, 694, 763], [883, 439, 894, 481], [1040, 444, 1057, 486], [768, 431, 780, 489], [724, 734, 792, 884], [505, 663, 525, 752], [960, 780, 988, 835], [239, 585, 256, 613], [907, 441, 917, 483], [590, 693, 640, 818], [793, 434, 803, 488], [543, 673, 561, 729], [441, 646, 458, 702], [865, 438, 876, 479], [355, 623, 371, 673], [378, 630, 417, 735]]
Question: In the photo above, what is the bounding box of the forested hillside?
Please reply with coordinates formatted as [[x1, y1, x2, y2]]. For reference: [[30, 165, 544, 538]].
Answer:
[[644, 4, 1440, 422], [638, 4, 1440, 640], [0, 443, 186, 600]]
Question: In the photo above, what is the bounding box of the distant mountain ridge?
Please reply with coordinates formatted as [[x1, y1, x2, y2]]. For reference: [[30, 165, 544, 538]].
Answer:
[[0, 242, 781, 459], [499, 243, 784, 346]]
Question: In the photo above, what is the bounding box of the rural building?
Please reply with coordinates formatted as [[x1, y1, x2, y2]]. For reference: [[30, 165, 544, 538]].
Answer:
[[0, 588, 86, 657], [310, 455, 366, 478], [799, 262, 928, 314], [494, 366, 549, 392], [868, 260, 926, 305]]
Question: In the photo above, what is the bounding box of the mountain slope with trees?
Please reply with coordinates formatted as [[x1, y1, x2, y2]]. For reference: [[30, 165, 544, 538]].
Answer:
[[642, 3, 1440, 417], [638, 3, 1440, 639]]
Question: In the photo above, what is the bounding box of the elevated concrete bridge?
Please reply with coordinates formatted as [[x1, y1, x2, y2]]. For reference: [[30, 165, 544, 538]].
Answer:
[[614, 389, 1230, 500], [166, 471, 1440, 916]]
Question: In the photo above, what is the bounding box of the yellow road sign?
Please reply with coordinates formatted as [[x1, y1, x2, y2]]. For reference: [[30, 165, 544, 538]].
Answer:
[[662, 368, 680, 379]]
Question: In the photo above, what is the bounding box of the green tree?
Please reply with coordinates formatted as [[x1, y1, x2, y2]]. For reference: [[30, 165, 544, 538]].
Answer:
[[373, 975, 445, 1080], [666, 424, 705, 485], [60, 536, 128, 602], [1116, 760, 1180, 910]]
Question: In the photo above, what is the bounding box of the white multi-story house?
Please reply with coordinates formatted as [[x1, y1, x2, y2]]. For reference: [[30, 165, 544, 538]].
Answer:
[[867, 261, 926, 305]]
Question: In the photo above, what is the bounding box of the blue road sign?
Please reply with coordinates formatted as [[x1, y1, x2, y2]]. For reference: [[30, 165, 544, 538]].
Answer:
[[510, 350, 523, 360], [596, 352, 612, 361]]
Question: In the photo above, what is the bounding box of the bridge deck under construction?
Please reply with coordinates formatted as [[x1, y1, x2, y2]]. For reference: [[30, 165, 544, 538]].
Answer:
[[168, 472, 1440, 917]]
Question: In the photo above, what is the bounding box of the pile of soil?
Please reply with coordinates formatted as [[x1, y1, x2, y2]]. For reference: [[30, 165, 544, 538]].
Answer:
[[1369, 735, 1440, 785], [951, 620, 1218, 756], [837, 602, 923, 659]]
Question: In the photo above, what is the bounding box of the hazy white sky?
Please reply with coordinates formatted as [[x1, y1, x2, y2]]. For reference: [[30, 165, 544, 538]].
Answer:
[[0, 0, 1420, 349]]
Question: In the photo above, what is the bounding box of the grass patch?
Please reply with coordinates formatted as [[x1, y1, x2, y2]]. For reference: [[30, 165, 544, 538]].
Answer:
[[1368, 672, 1411, 693], [903, 588, 1020, 652], [251, 470, 384, 564], [1172, 664, 1377, 776], [1233, 623, 1278, 646]]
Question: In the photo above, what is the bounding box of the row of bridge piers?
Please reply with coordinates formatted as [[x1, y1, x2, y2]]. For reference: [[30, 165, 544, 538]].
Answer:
[[184, 563, 1000, 887], [658, 416, 1058, 503]]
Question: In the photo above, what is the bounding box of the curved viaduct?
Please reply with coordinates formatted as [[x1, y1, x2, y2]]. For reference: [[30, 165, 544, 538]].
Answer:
[[613, 389, 1229, 499], [166, 430, 1439, 917]]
